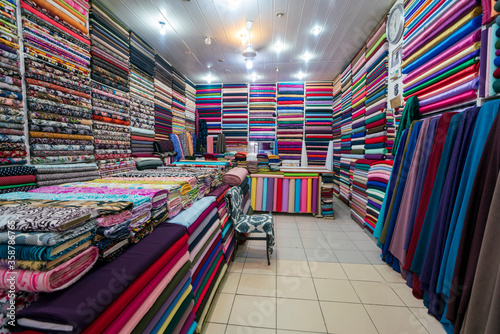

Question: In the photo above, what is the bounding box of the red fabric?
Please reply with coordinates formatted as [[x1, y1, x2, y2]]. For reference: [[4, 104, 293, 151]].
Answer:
[[419, 90, 477, 114], [187, 202, 218, 235], [130, 135, 154, 142], [193, 255, 224, 313], [366, 119, 386, 129], [0, 175, 36, 186], [82, 234, 189, 334], [276, 178, 282, 212], [193, 234, 221, 279], [365, 136, 387, 144]]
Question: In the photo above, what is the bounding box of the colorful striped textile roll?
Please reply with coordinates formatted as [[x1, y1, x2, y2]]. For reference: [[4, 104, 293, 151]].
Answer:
[[222, 84, 248, 151], [249, 83, 276, 142]]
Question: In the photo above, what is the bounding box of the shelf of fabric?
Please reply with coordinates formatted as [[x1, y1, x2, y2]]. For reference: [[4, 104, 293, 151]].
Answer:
[[154, 55, 173, 140], [249, 83, 276, 142], [196, 84, 221, 153], [21, 0, 98, 187], [320, 173, 334, 217], [332, 76, 342, 196], [304, 82, 333, 166], [277, 82, 304, 160], [364, 160, 392, 232], [89, 1, 134, 175], [365, 20, 388, 117], [350, 47, 367, 160], [0, 0, 26, 168], [401, 3, 481, 114], [185, 79, 196, 134], [172, 67, 186, 134], [350, 159, 370, 226], [250, 174, 318, 213], [222, 83, 248, 152]]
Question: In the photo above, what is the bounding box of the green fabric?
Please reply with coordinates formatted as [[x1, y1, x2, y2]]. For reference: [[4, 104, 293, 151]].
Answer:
[[131, 262, 191, 334], [493, 79, 500, 94], [393, 96, 420, 155], [164, 294, 193, 333], [194, 251, 223, 302], [366, 112, 387, 124], [403, 58, 478, 97], [0, 183, 36, 189], [366, 33, 387, 58], [365, 148, 388, 155]]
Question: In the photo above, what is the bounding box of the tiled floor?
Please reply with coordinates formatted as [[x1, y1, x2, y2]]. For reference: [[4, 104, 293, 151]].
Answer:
[[204, 197, 446, 334]]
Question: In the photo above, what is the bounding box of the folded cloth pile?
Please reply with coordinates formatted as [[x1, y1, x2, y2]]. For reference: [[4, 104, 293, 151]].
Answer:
[[332, 75, 342, 196], [305, 82, 334, 165], [0, 1, 26, 166], [257, 153, 270, 172], [364, 160, 393, 232], [22, 0, 95, 167], [33, 163, 100, 187], [268, 154, 281, 172], [172, 67, 187, 134], [0, 205, 99, 292], [321, 174, 334, 217], [154, 55, 173, 139], [196, 84, 222, 150], [131, 127, 163, 169], [350, 160, 370, 225], [249, 83, 277, 141], [349, 47, 367, 159], [0, 166, 37, 193], [222, 84, 249, 151], [222, 167, 248, 186], [277, 82, 305, 160], [186, 80, 196, 133]]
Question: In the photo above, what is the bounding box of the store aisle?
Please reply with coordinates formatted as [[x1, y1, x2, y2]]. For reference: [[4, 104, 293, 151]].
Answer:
[[203, 197, 446, 334]]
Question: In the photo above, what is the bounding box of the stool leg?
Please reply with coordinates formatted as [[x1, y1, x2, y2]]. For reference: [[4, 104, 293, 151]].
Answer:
[[266, 234, 270, 266], [233, 231, 238, 262]]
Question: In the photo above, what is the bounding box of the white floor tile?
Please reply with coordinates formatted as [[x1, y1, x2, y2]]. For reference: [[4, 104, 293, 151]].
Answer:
[[228, 295, 276, 329], [208, 293, 235, 323], [220, 272, 241, 294], [238, 274, 277, 297], [365, 304, 427, 334], [305, 248, 338, 263], [276, 247, 307, 261], [410, 307, 447, 334], [309, 262, 348, 280], [225, 326, 276, 334], [334, 250, 371, 264], [341, 263, 385, 281], [243, 257, 277, 276], [320, 301, 377, 334], [277, 276, 317, 300], [203, 322, 227, 334], [277, 299, 326, 333], [351, 280, 405, 306], [277, 260, 311, 277], [313, 278, 360, 303]]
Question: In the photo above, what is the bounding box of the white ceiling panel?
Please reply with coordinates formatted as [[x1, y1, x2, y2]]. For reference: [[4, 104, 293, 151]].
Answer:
[[98, 0, 394, 84]]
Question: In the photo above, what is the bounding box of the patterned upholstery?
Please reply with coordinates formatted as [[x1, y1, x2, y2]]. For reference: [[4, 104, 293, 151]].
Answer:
[[225, 186, 275, 254]]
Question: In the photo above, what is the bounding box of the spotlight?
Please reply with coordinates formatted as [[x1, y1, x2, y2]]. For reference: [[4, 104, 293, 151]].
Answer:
[[311, 26, 322, 36], [246, 59, 253, 69], [302, 52, 312, 62], [159, 21, 167, 35], [274, 42, 283, 53], [296, 71, 305, 80]]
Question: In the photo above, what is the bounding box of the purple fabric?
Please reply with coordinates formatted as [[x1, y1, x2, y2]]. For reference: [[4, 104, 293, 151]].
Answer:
[[419, 78, 479, 107], [365, 154, 387, 160], [282, 179, 289, 212], [207, 185, 230, 200], [312, 178, 318, 214], [267, 178, 274, 211], [142, 272, 191, 333], [479, 28, 488, 97], [16, 223, 187, 332], [180, 313, 196, 334]]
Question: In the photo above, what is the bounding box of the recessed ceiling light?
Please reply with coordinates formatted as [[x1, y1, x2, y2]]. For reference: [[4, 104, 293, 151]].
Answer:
[[302, 52, 312, 62], [159, 21, 167, 35], [275, 67, 280, 72], [311, 26, 322, 36], [250, 72, 258, 81], [276, 12, 285, 18], [217, 59, 224, 63], [274, 42, 283, 53], [206, 74, 213, 83], [296, 71, 306, 80], [246, 59, 253, 69], [207, 64, 211, 68]]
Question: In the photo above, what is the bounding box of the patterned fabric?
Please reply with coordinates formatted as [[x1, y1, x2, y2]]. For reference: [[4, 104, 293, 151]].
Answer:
[[0, 166, 34, 177], [225, 186, 275, 254]]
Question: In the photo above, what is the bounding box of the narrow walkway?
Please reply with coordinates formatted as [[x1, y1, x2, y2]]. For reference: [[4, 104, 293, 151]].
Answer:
[[203, 197, 446, 334]]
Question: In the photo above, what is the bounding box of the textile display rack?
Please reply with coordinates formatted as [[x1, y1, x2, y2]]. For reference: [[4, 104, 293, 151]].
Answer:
[[196, 84, 222, 152], [332, 75, 342, 196], [154, 54, 173, 139], [186, 79, 196, 133], [172, 67, 186, 134], [248, 83, 276, 142], [222, 83, 248, 152], [276, 82, 304, 160]]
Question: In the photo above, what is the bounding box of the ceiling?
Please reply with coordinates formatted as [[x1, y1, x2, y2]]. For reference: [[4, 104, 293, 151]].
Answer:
[[99, 0, 394, 84]]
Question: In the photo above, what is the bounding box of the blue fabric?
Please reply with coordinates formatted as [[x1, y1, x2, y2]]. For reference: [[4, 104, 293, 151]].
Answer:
[[167, 197, 215, 227], [170, 133, 183, 162], [295, 179, 301, 213], [0, 192, 149, 207], [262, 178, 268, 211], [151, 278, 192, 334], [193, 240, 221, 288]]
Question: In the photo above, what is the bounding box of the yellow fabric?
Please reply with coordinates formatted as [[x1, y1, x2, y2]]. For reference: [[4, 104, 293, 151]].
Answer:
[[30, 0, 88, 34], [196, 264, 228, 333], [186, 132, 194, 156], [288, 180, 295, 213], [366, 34, 387, 58], [307, 179, 312, 213], [402, 7, 482, 68], [157, 285, 192, 332], [251, 177, 257, 209], [405, 0, 433, 27], [404, 41, 480, 87]]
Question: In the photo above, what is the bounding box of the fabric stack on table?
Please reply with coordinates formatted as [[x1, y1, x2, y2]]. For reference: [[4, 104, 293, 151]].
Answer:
[[365, 19, 388, 119], [350, 47, 367, 159], [0, 1, 25, 166], [0, 165, 36, 194], [385, 108, 397, 156], [350, 159, 370, 226], [208, 184, 233, 262], [22, 0, 94, 176], [320, 174, 334, 217], [186, 79, 196, 133], [131, 126, 162, 169], [154, 55, 173, 139], [248, 83, 276, 142], [304, 82, 333, 165], [196, 84, 222, 152], [402, 1, 481, 114], [276, 82, 304, 160], [0, 204, 99, 293], [364, 160, 392, 232], [172, 67, 187, 134], [89, 0, 134, 176], [34, 163, 100, 187], [222, 84, 248, 151], [332, 75, 342, 196]]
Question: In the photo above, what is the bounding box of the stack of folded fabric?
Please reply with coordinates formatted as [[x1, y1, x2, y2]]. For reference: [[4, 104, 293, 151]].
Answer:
[[385, 108, 397, 156], [154, 139, 177, 165], [172, 67, 187, 134], [320, 173, 334, 217], [131, 127, 162, 169], [89, 1, 133, 175], [0, 165, 36, 193], [0, 1, 25, 166], [129, 31, 155, 133], [339, 158, 351, 205], [186, 79, 196, 133], [249, 83, 276, 141], [350, 47, 367, 160], [332, 75, 342, 196], [365, 19, 388, 112], [268, 154, 281, 171], [222, 84, 248, 151], [211, 185, 233, 262], [402, 2, 481, 114], [22, 0, 94, 167], [196, 84, 222, 152], [154, 55, 173, 139], [257, 153, 270, 172], [234, 151, 247, 168], [364, 160, 393, 232], [247, 153, 258, 173], [350, 159, 370, 226], [34, 163, 100, 187], [0, 205, 99, 292], [277, 82, 304, 160], [304, 82, 333, 165], [365, 107, 389, 160]]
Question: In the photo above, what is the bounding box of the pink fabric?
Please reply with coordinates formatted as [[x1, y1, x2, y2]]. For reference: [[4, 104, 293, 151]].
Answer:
[[301, 179, 307, 212], [103, 250, 189, 334], [222, 167, 249, 186], [419, 90, 477, 114], [273, 178, 278, 211], [0, 247, 98, 292], [416, 73, 479, 100], [207, 136, 214, 153]]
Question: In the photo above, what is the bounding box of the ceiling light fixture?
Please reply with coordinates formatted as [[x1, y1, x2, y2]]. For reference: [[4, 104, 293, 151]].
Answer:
[[246, 59, 253, 70], [205, 36, 212, 45], [206, 74, 213, 83], [311, 26, 322, 36], [276, 12, 285, 18], [227, 0, 242, 8], [275, 67, 280, 72], [159, 21, 167, 35], [217, 59, 224, 63], [296, 71, 306, 80], [250, 72, 258, 81], [274, 42, 283, 53], [302, 52, 312, 62]]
